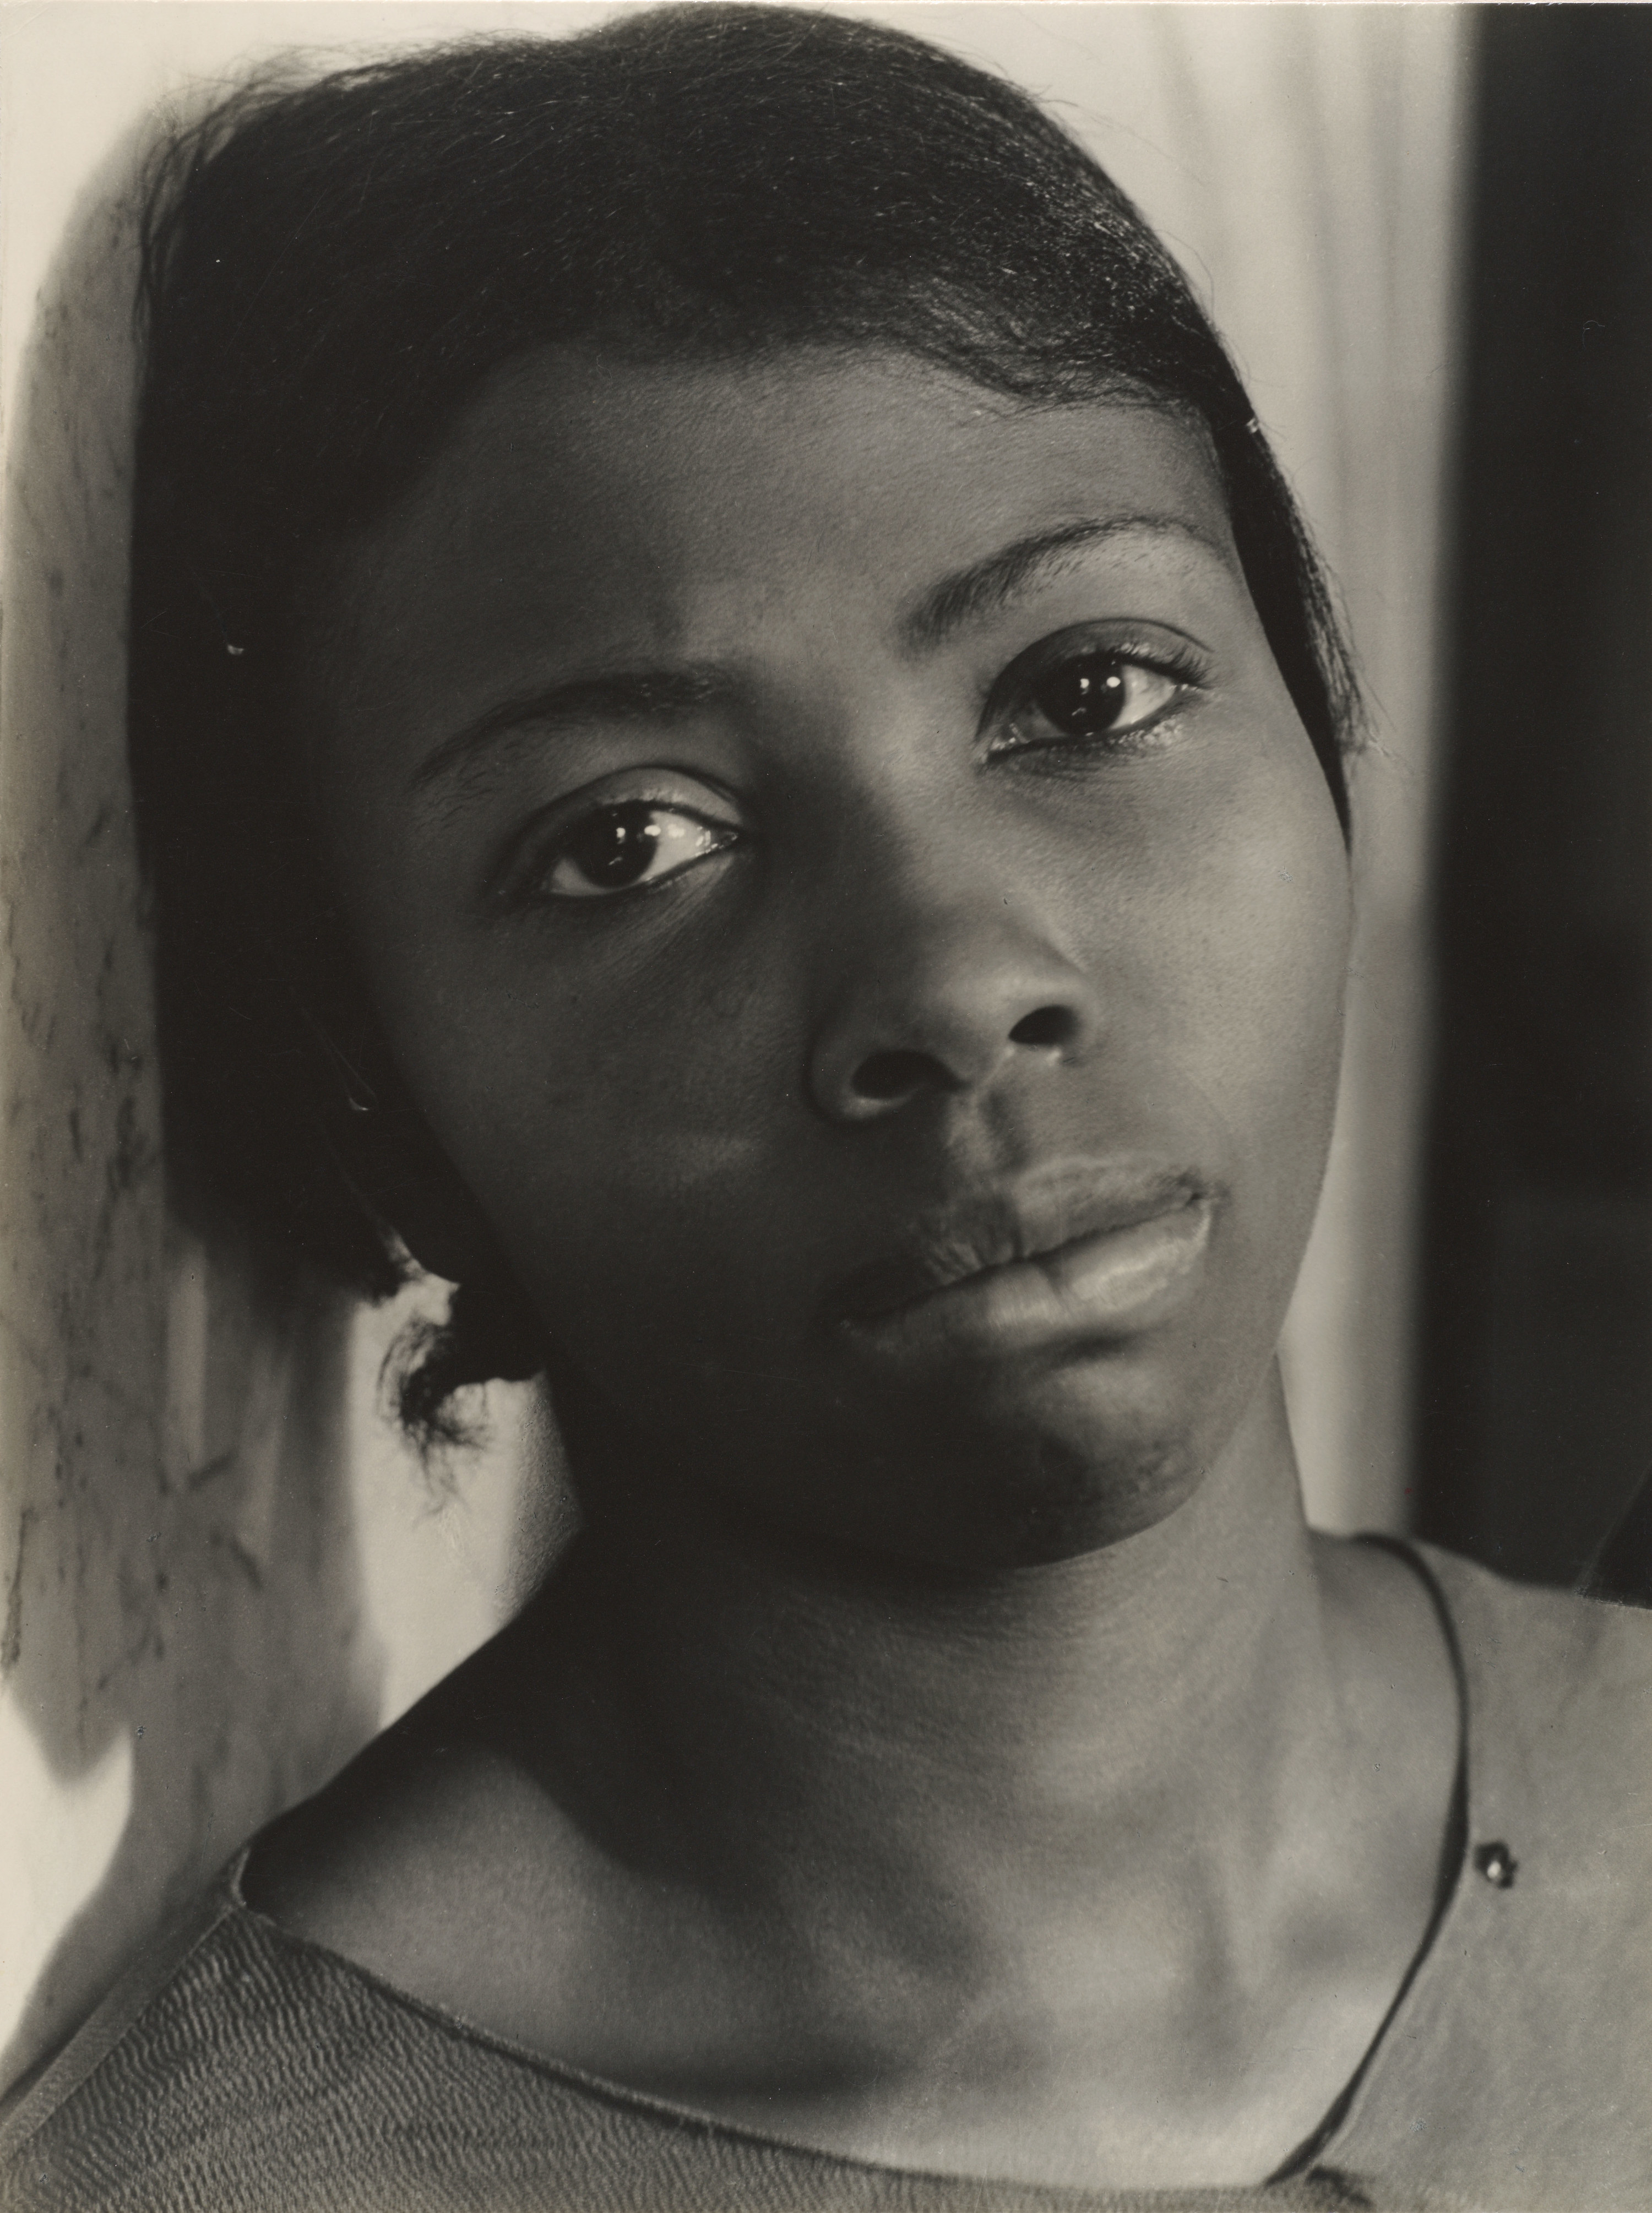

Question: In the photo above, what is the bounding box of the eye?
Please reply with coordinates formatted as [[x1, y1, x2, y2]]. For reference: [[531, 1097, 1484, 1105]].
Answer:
[[540, 801, 736, 900], [1010, 651, 1187, 749]]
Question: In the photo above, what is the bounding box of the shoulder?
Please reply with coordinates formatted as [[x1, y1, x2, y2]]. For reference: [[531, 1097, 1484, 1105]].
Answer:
[[0, 1634, 609, 2213], [1416, 1540, 1652, 1776], [1306, 1547, 1652, 2206], [1414, 1539, 1652, 1893], [1422, 1543, 1652, 2033], [0, 1865, 733, 2213], [238, 1624, 614, 2032], [0, 1878, 459, 2211]]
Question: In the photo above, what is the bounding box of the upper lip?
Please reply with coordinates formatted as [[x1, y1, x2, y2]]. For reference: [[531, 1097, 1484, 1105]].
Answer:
[[829, 1159, 1214, 1326]]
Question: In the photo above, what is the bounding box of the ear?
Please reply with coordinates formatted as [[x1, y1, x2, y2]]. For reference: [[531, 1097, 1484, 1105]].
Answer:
[[290, 988, 524, 1292], [336, 1091, 517, 1291]]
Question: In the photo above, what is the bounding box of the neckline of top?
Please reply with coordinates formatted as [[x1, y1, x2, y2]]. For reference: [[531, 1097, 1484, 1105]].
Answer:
[[221, 1533, 1481, 2201]]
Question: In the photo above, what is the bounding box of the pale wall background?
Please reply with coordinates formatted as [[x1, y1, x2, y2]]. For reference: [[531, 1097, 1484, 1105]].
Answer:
[[0, 1, 1466, 2095]]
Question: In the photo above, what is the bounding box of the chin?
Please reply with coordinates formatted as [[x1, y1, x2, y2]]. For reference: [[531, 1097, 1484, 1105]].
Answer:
[[782, 1356, 1218, 1575], [579, 1336, 1237, 1578], [903, 1420, 1204, 1573]]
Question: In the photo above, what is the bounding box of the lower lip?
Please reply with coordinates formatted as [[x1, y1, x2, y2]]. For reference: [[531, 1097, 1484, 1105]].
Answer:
[[841, 1203, 1213, 1368]]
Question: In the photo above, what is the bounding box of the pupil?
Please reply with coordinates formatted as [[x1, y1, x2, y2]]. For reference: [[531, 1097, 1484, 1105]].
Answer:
[[571, 802, 662, 887], [1038, 656, 1126, 736]]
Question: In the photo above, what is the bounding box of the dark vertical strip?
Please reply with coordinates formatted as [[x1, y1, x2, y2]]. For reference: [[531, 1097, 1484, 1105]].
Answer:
[[1416, 6, 1652, 1587]]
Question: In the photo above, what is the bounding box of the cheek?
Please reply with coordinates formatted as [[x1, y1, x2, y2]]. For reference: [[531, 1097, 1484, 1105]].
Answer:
[[1165, 742, 1350, 1215], [373, 917, 798, 1305]]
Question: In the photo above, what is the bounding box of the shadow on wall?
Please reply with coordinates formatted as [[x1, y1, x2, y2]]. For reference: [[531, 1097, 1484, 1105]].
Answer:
[[0, 121, 385, 2096]]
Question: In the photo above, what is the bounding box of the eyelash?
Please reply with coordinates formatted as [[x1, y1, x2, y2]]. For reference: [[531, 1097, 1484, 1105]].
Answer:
[[493, 786, 741, 912], [986, 633, 1209, 762]]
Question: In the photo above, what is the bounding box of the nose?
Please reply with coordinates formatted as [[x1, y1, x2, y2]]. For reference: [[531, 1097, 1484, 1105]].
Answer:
[[808, 900, 1102, 1125]]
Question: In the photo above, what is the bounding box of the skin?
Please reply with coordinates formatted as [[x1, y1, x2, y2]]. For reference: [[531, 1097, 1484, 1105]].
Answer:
[[253, 347, 1460, 2189]]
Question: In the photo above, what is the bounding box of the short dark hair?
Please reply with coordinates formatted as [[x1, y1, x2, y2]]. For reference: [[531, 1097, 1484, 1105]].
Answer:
[[129, 3, 1361, 1433]]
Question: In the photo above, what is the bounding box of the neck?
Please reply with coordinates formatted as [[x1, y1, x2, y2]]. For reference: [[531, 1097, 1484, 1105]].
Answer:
[[539, 1367, 1347, 1918]]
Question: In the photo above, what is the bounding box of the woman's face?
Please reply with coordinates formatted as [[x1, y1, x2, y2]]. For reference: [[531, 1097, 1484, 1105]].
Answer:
[[308, 347, 1350, 1569]]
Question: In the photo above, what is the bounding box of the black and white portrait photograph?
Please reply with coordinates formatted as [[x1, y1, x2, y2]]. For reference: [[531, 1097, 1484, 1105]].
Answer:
[[1, 3, 1648, 2206]]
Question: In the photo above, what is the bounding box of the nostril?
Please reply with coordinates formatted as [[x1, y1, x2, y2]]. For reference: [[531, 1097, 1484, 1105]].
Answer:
[[1009, 1004, 1077, 1051], [850, 1048, 944, 1103]]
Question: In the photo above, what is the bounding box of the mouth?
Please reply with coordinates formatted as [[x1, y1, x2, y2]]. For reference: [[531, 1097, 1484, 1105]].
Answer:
[[831, 1159, 1216, 1367]]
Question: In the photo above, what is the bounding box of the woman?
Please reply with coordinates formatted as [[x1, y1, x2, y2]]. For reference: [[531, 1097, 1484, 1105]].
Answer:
[[3, 8, 1648, 2207]]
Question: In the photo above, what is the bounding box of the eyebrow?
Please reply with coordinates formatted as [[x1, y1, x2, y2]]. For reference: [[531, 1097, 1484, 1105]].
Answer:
[[411, 512, 1221, 793], [411, 665, 727, 793], [899, 513, 1222, 653]]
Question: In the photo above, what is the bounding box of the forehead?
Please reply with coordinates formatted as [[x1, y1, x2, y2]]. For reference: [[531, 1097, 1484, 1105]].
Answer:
[[308, 346, 1240, 725]]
